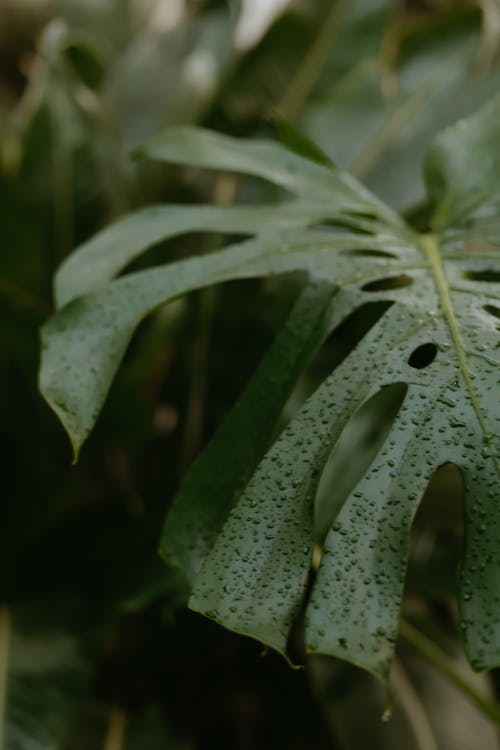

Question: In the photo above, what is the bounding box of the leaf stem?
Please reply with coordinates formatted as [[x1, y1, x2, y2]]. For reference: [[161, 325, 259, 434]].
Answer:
[[0, 608, 12, 748], [277, 0, 346, 121], [179, 286, 216, 476], [103, 708, 127, 750], [391, 658, 438, 750], [0, 275, 50, 315], [179, 174, 236, 475], [399, 620, 500, 726], [351, 59, 459, 179], [50, 83, 74, 261]]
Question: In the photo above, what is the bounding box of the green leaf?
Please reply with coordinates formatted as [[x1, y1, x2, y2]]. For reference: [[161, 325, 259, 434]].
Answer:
[[39, 111, 500, 681], [425, 92, 500, 229], [134, 126, 402, 224], [40, 227, 404, 459], [55, 201, 356, 307]]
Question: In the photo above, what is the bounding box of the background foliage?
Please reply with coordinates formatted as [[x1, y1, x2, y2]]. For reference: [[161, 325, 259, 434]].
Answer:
[[1, 1, 500, 748]]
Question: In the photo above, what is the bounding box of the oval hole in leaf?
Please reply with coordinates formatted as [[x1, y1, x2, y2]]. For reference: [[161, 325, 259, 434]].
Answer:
[[340, 249, 397, 259], [362, 275, 413, 292], [408, 343, 438, 369], [314, 382, 407, 544], [408, 463, 463, 590], [484, 304, 500, 320], [462, 270, 500, 282]]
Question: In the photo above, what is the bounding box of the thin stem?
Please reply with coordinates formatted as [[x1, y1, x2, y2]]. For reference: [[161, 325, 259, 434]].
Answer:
[[477, 0, 500, 74], [103, 708, 127, 750], [50, 81, 74, 262], [277, 0, 346, 121], [399, 620, 500, 727], [0, 275, 50, 315], [351, 58, 459, 179], [0, 608, 12, 748], [391, 658, 438, 750], [179, 286, 216, 475], [179, 174, 237, 475]]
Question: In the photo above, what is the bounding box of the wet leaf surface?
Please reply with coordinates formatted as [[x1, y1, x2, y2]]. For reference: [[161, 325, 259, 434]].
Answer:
[[39, 106, 500, 681]]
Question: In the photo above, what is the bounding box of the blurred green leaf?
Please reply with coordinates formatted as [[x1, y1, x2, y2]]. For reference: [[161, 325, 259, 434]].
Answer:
[[300, 4, 500, 212], [425, 91, 500, 229], [0, 608, 92, 750]]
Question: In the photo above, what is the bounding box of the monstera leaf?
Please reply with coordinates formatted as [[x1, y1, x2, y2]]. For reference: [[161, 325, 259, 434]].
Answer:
[[39, 95, 500, 682]]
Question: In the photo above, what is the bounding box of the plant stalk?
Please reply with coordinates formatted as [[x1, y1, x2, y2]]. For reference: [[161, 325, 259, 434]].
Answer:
[[400, 620, 500, 727], [391, 657, 438, 750], [277, 0, 346, 121], [0, 608, 11, 748], [103, 708, 127, 750]]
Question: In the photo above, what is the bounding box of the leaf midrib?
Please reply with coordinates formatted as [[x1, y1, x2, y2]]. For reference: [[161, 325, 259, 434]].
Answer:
[[421, 233, 499, 475]]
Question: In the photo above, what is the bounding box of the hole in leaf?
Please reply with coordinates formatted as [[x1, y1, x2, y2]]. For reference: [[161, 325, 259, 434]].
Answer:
[[304, 301, 392, 391], [120, 231, 253, 275], [462, 269, 500, 282], [484, 304, 500, 320], [284, 301, 393, 451], [314, 382, 407, 544], [343, 209, 379, 222], [283, 301, 393, 429], [312, 218, 376, 236], [408, 343, 437, 369], [408, 463, 463, 598], [362, 275, 413, 292], [340, 248, 397, 259]]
